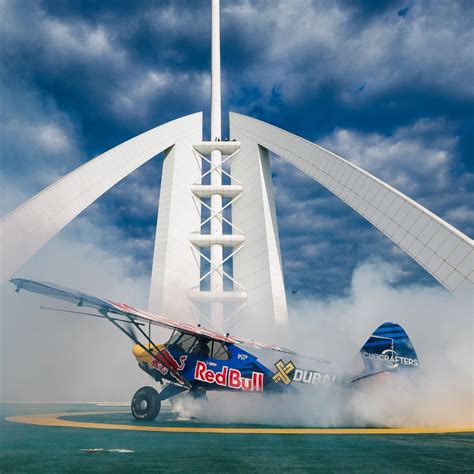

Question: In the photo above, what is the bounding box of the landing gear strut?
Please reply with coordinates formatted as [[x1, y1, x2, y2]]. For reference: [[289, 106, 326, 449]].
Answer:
[[131, 386, 161, 420]]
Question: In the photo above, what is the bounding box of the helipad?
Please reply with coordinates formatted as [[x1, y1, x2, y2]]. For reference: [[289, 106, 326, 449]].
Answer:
[[2, 404, 473, 472], [6, 410, 473, 435]]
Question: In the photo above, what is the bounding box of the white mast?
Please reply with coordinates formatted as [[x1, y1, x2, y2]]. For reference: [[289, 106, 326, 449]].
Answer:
[[210, 0, 224, 328], [187, 0, 246, 330], [211, 0, 221, 141]]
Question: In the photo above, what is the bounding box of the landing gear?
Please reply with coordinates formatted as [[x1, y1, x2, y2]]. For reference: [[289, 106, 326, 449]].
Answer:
[[131, 386, 161, 420]]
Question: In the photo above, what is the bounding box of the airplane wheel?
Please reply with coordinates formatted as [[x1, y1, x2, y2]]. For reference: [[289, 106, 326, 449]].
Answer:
[[131, 386, 161, 421]]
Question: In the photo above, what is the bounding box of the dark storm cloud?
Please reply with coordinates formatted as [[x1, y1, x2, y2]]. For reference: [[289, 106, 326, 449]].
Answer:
[[1, 0, 472, 298], [1, 0, 210, 149]]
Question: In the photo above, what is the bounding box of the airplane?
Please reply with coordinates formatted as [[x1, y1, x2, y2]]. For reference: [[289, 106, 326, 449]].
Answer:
[[9, 278, 420, 421]]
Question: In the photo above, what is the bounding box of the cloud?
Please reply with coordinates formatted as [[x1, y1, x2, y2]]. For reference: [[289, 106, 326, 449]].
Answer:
[[111, 69, 209, 124], [445, 205, 474, 228], [0, 0, 471, 301], [319, 118, 457, 196], [32, 123, 72, 153], [224, 0, 474, 108], [0, 0, 126, 67], [0, 82, 84, 210], [0, 0, 208, 139], [43, 19, 122, 63]]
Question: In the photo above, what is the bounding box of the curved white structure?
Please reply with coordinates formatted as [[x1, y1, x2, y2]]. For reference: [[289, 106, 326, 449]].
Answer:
[[2, 0, 471, 334], [0, 112, 202, 283], [230, 112, 473, 294], [148, 125, 203, 321], [229, 139, 288, 326]]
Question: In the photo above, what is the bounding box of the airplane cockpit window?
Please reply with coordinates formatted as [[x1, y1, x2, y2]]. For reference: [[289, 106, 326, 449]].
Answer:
[[179, 335, 198, 352], [167, 332, 181, 346], [210, 341, 230, 360], [166, 333, 230, 360], [167, 333, 197, 353], [192, 338, 211, 357]]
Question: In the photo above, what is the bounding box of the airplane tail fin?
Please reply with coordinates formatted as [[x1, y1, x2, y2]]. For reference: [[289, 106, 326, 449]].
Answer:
[[352, 322, 419, 382]]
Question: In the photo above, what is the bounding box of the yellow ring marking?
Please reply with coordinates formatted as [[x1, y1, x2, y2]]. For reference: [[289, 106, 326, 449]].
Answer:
[[5, 412, 474, 435]]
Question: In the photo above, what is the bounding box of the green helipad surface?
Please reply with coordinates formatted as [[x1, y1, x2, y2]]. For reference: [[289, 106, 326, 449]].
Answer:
[[1, 404, 473, 472]]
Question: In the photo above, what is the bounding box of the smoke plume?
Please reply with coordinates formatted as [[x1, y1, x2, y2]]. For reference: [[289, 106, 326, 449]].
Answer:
[[1, 231, 472, 428], [189, 261, 473, 428]]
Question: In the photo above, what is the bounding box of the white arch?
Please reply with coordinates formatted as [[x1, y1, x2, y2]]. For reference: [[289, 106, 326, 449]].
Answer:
[[0, 112, 202, 283], [230, 112, 473, 293]]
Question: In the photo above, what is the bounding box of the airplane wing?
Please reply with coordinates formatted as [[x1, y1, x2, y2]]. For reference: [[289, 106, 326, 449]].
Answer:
[[230, 336, 296, 355], [10, 278, 296, 355]]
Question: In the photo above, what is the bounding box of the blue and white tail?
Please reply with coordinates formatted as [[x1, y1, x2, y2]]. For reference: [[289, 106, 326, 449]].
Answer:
[[352, 322, 419, 382]]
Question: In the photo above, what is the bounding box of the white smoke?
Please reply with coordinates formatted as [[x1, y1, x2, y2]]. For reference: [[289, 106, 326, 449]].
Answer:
[[0, 229, 153, 403], [192, 260, 473, 428], [1, 232, 472, 428]]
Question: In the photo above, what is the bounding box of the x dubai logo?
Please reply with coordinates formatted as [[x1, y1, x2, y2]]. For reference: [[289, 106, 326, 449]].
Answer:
[[272, 359, 296, 385]]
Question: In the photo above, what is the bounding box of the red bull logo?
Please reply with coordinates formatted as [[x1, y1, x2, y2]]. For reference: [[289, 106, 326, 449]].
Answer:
[[149, 349, 187, 384], [149, 359, 169, 375], [149, 350, 186, 371], [194, 361, 264, 392]]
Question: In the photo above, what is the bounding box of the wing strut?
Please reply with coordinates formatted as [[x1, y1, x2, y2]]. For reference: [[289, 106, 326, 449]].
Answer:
[[99, 308, 190, 388]]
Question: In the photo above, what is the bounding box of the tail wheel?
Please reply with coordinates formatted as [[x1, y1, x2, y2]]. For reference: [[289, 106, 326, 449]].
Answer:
[[131, 386, 161, 421]]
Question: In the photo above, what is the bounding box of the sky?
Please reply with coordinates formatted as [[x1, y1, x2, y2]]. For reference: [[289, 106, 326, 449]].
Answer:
[[1, 0, 473, 301]]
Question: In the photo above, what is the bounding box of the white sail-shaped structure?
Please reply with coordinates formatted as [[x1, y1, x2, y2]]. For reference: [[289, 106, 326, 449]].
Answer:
[[1, 0, 472, 331]]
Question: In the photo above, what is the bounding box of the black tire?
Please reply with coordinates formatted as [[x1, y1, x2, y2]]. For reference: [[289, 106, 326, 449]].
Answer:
[[131, 386, 161, 421]]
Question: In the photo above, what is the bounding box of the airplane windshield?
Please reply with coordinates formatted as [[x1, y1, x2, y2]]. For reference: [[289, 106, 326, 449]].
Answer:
[[167, 333, 197, 353], [166, 332, 230, 360], [210, 340, 230, 360]]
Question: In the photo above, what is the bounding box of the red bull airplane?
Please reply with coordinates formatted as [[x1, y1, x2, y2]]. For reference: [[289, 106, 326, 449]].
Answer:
[[10, 278, 420, 421]]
